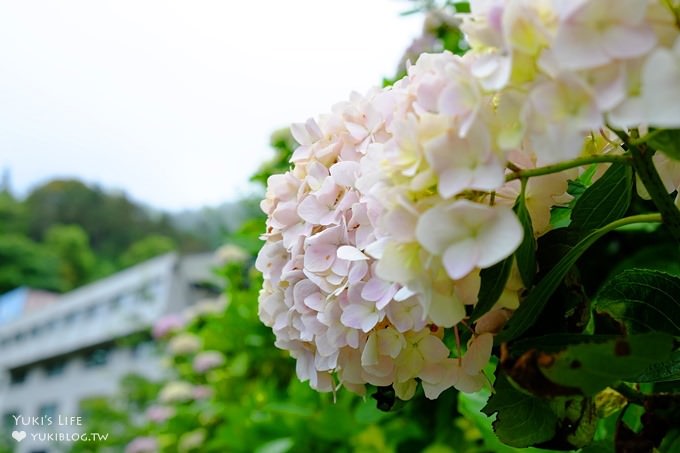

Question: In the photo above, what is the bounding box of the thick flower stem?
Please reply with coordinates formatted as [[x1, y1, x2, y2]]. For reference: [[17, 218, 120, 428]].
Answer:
[[629, 143, 680, 243], [598, 213, 662, 233], [505, 154, 632, 182]]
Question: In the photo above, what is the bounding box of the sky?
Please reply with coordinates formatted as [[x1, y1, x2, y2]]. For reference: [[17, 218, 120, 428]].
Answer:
[[0, 1, 423, 211]]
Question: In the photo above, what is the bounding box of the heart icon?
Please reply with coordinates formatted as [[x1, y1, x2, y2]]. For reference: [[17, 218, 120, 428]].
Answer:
[[12, 430, 26, 442]]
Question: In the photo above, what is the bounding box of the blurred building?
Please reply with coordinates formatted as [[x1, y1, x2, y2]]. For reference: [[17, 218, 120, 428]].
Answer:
[[0, 252, 218, 453]]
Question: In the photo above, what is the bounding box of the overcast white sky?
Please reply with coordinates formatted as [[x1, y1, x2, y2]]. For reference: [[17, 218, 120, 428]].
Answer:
[[0, 1, 422, 211]]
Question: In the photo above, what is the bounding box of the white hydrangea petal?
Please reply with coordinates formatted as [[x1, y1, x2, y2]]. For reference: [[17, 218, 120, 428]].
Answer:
[[394, 379, 417, 400], [304, 243, 337, 273], [553, 26, 609, 70], [429, 290, 466, 328], [420, 360, 460, 399], [330, 161, 361, 187], [361, 333, 379, 367], [394, 346, 424, 382], [417, 335, 450, 363], [476, 207, 523, 269], [375, 243, 421, 285], [337, 245, 369, 261], [377, 328, 406, 359], [442, 239, 479, 281], [453, 370, 486, 393], [602, 23, 656, 60], [341, 302, 379, 333], [640, 45, 680, 128], [416, 204, 468, 255]]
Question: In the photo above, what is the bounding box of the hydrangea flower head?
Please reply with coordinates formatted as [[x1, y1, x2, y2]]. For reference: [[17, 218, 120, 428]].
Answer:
[[257, 0, 680, 400]]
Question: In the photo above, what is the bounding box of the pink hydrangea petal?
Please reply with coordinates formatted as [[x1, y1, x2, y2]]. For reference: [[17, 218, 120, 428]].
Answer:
[[462, 333, 494, 375], [304, 243, 337, 273]]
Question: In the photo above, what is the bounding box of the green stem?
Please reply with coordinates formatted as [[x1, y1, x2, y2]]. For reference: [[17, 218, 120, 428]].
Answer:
[[613, 383, 647, 406], [505, 154, 632, 182], [663, 0, 680, 29], [597, 213, 662, 233], [495, 213, 661, 343], [629, 143, 680, 242], [630, 128, 665, 146]]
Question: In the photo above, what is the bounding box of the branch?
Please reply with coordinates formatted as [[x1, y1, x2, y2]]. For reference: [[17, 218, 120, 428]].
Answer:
[[505, 154, 632, 182], [615, 130, 680, 242], [613, 383, 650, 406]]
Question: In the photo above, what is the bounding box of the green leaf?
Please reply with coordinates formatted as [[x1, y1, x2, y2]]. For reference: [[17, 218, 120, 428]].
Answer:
[[457, 392, 517, 453], [539, 332, 674, 395], [549, 164, 598, 230], [606, 243, 680, 277], [579, 441, 615, 453], [593, 269, 680, 336], [631, 349, 680, 382], [482, 372, 558, 447], [471, 255, 513, 322], [510, 333, 621, 356], [514, 186, 536, 287], [354, 398, 389, 424], [496, 226, 608, 343], [548, 396, 598, 448], [570, 163, 632, 231], [452, 2, 471, 14], [659, 430, 680, 453], [254, 438, 294, 453], [646, 129, 680, 160], [549, 206, 572, 229]]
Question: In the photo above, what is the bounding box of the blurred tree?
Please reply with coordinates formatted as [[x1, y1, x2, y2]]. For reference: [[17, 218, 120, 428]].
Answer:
[[43, 224, 97, 291], [0, 235, 61, 293], [25, 179, 205, 260], [120, 235, 177, 268], [0, 191, 27, 235]]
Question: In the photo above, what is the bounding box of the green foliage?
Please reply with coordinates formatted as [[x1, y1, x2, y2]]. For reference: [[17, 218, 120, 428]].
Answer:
[[484, 125, 680, 450], [569, 163, 632, 232], [644, 128, 680, 161], [0, 191, 27, 235], [471, 256, 513, 322], [24, 179, 206, 260], [120, 235, 176, 269], [632, 349, 680, 383], [660, 429, 680, 452], [0, 178, 214, 295], [514, 183, 537, 287], [483, 373, 558, 447], [606, 242, 680, 277], [70, 374, 162, 453], [497, 222, 612, 343], [549, 164, 598, 229], [539, 333, 673, 395], [0, 234, 61, 293], [593, 269, 680, 336], [44, 224, 97, 290]]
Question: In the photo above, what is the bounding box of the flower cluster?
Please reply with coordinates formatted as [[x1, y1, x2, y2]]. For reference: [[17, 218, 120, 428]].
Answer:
[[192, 350, 225, 373], [125, 436, 159, 453], [257, 0, 680, 400]]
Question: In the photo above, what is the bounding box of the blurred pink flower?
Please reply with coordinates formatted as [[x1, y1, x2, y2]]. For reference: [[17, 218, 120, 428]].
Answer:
[[125, 436, 158, 453], [152, 314, 185, 339], [192, 385, 213, 400], [145, 405, 175, 423], [192, 351, 225, 373]]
